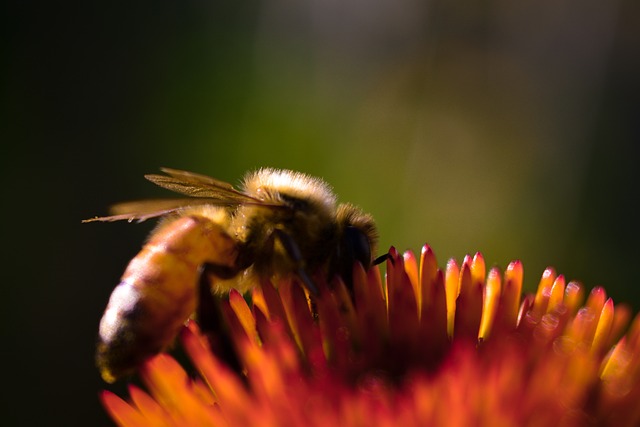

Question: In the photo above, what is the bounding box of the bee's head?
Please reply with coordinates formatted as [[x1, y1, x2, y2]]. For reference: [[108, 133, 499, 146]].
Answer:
[[333, 203, 379, 279]]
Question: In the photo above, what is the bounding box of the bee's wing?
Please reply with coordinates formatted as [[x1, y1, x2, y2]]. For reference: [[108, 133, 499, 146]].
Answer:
[[83, 168, 286, 223], [82, 198, 217, 223], [144, 167, 259, 203], [157, 167, 236, 189]]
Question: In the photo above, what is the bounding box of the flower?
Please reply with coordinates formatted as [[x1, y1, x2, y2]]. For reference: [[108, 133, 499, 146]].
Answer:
[[101, 245, 640, 426]]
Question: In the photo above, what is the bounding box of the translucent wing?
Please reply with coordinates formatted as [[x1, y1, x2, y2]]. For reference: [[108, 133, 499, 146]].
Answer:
[[82, 168, 284, 226], [144, 167, 259, 203], [82, 198, 218, 223], [156, 167, 236, 188], [83, 168, 286, 223]]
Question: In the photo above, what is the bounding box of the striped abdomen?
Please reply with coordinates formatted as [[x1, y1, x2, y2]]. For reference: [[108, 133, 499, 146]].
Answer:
[[97, 214, 237, 382]]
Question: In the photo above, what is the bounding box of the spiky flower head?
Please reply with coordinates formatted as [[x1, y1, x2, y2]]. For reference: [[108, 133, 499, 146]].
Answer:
[[101, 245, 640, 427]]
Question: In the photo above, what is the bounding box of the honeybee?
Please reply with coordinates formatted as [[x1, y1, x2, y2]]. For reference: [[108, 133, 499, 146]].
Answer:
[[85, 168, 378, 382]]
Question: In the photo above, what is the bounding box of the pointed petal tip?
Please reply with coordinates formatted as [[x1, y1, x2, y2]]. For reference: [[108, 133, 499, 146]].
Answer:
[[566, 281, 582, 293], [99, 389, 116, 402], [542, 267, 556, 279], [488, 266, 501, 279], [462, 254, 473, 267], [507, 259, 522, 268], [589, 286, 607, 301], [403, 249, 417, 262], [505, 260, 523, 279]]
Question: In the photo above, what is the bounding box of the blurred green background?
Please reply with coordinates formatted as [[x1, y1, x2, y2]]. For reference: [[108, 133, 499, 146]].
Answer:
[[3, 0, 639, 425]]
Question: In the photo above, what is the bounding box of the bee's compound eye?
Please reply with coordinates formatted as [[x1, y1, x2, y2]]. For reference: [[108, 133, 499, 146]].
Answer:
[[341, 226, 373, 269]]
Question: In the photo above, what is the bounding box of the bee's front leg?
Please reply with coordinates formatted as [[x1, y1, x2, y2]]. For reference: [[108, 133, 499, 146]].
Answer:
[[272, 228, 318, 296], [195, 269, 244, 376]]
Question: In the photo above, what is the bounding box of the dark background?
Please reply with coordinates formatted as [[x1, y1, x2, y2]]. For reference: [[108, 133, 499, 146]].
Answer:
[[3, 1, 639, 425]]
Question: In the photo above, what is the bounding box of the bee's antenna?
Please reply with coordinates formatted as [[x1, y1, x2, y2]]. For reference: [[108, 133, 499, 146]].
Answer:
[[296, 268, 319, 297], [373, 252, 392, 266]]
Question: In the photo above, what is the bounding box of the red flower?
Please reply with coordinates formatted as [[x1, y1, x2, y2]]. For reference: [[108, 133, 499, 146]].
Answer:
[[101, 246, 640, 426]]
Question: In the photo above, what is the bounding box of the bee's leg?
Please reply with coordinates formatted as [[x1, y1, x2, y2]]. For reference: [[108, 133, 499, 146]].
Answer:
[[272, 228, 319, 296], [196, 268, 244, 377], [201, 263, 238, 280], [335, 226, 375, 296]]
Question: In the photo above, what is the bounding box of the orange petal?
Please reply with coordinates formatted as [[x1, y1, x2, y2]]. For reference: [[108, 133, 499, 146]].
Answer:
[[454, 262, 483, 341], [419, 268, 448, 355], [128, 385, 170, 427], [479, 267, 501, 340], [251, 285, 268, 319], [547, 275, 566, 313], [445, 258, 460, 337], [229, 288, 258, 343], [354, 262, 389, 367], [181, 324, 250, 417], [100, 391, 147, 427], [403, 249, 421, 312], [470, 253, 486, 288], [316, 284, 352, 371], [388, 250, 420, 346], [495, 260, 523, 332], [586, 287, 607, 314], [259, 279, 287, 323], [419, 245, 439, 310], [283, 276, 326, 369], [564, 281, 584, 316], [608, 304, 631, 350], [533, 268, 556, 315], [592, 298, 614, 356], [141, 355, 217, 425]]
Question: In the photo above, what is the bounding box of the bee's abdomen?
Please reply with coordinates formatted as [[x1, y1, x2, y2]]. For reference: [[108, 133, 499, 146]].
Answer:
[[97, 214, 237, 382]]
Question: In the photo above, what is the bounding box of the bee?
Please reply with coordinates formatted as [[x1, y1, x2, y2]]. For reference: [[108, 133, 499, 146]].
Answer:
[[85, 168, 378, 382]]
